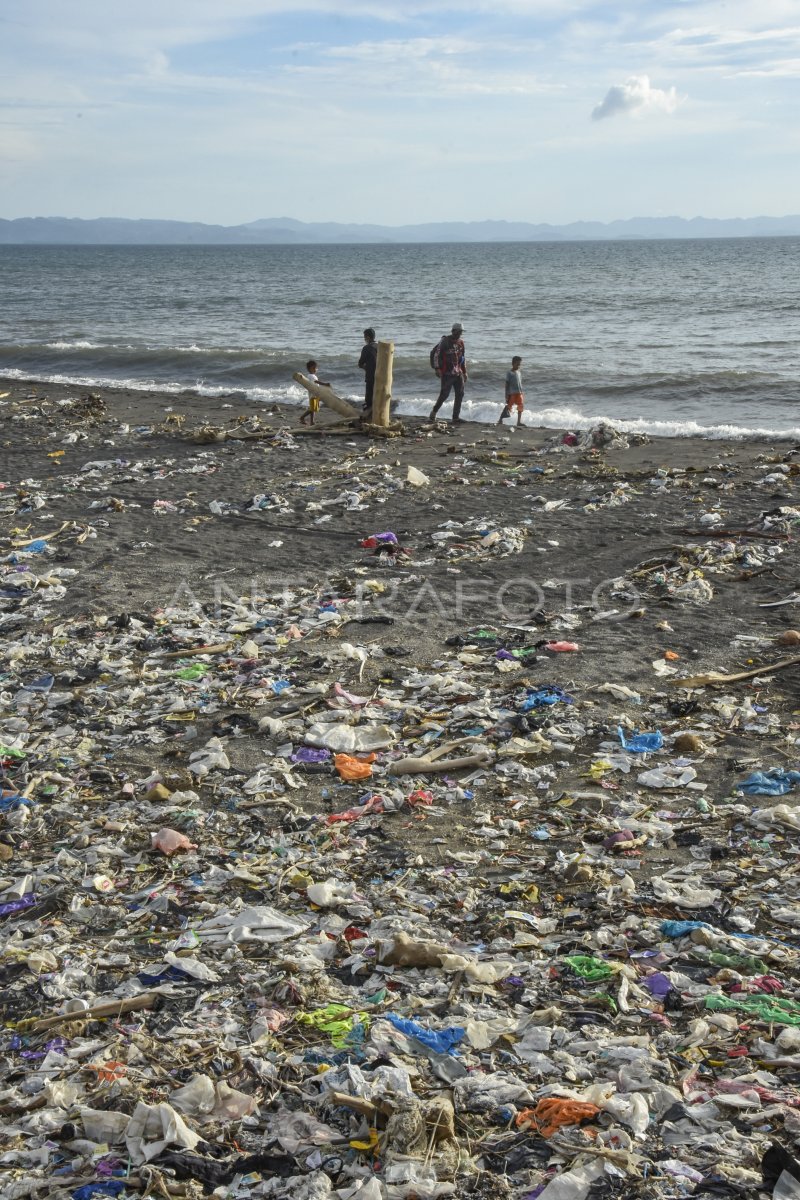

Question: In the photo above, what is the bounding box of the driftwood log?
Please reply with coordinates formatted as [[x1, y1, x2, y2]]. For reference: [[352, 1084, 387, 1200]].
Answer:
[[389, 738, 493, 775], [28, 991, 161, 1033], [292, 372, 360, 419], [671, 653, 800, 688]]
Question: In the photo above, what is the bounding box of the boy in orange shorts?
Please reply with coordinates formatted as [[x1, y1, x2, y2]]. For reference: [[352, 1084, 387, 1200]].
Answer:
[[498, 356, 524, 427]]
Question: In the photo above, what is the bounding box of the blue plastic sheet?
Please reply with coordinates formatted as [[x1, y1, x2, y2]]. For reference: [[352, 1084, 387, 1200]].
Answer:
[[0, 793, 31, 813], [386, 1013, 465, 1056], [736, 768, 800, 796], [72, 1183, 126, 1200], [519, 685, 574, 712], [617, 726, 664, 753]]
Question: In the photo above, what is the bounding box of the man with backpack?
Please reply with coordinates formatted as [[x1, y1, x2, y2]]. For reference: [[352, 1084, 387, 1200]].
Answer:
[[429, 322, 467, 424]]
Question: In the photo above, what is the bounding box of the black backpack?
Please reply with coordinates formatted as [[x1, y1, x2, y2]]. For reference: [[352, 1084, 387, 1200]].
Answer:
[[429, 339, 444, 372]]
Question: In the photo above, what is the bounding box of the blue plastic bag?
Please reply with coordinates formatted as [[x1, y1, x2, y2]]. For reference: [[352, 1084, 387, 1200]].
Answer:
[[736, 768, 800, 796], [661, 920, 710, 938], [617, 726, 663, 753], [519, 685, 574, 712], [386, 1013, 465, 1056]]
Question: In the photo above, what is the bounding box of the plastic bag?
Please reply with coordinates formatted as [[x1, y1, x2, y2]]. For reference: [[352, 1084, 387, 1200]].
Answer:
[[637, 764, 697, 788], [151, 828, 197, 855], [386, 1013, 465, 1056], [304, 723, 396, 752], [737, 768, 800, 796], [333, 753, 376, 781], [617, 726, 664, 753]]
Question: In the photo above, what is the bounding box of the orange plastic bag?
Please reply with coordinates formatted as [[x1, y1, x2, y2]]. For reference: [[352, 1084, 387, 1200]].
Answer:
[[334, 753, 376, 781], [515, 1097, 600, 1138]]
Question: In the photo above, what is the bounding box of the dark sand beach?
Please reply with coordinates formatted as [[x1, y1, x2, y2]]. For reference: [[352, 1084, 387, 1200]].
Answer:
[[2, 377, 799, 872], [3, 377, 800, 1195]]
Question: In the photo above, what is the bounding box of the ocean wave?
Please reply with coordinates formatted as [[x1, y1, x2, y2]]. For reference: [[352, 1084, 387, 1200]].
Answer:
[[3, 366, 799, 440], [394, 395, 800, 440], [44, 339, 103, 350], [2, 342, 796, 395], [1, 340, 289, 361]]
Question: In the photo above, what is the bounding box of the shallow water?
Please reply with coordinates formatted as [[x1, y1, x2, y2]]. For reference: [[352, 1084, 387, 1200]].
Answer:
[[1, 238, 799, 438]]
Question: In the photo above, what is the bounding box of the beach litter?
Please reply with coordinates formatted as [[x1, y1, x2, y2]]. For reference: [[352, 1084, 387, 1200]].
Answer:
[[4, 386, 800, 1197]]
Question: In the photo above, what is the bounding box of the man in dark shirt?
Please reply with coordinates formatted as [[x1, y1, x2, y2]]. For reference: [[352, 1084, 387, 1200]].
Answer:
[[358, 327, 378, 412], [429, 322, 467, 424]]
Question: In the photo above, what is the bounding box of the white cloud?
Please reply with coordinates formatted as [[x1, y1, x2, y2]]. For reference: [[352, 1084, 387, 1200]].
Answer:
[[591, 74, 680, 121], [735, 57, 800, 77]]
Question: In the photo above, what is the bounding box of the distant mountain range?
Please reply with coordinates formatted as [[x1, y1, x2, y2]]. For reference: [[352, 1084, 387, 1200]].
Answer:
[[1, 214, 800, 244]]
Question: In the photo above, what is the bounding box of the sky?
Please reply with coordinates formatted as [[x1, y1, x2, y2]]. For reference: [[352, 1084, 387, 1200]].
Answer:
[[1, 0, 799, 226]]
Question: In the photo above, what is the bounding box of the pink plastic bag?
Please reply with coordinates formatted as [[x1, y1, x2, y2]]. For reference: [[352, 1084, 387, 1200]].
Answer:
[[326, 794, 384, 825], [545, 641, 580, 652], [151, 827, 198, 855]]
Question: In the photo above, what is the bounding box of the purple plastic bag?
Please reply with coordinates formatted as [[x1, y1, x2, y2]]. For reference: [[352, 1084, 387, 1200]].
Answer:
[[0, 893, 37, 918], [291, 747, 331, 763], [642, 972, 673, 1000]]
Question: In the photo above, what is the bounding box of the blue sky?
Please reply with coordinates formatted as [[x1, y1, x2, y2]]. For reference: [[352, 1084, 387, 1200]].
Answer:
[[1, 0, 798, 225]]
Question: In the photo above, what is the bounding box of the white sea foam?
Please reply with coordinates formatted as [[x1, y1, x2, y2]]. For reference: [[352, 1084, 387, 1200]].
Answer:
[[44, 340, 101, 350], [2, 367, 798, 440]]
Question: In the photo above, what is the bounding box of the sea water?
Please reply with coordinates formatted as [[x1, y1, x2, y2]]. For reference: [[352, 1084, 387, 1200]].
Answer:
[[1, 238, 799, 438]]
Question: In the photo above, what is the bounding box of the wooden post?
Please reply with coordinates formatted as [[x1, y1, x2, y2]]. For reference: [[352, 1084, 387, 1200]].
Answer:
[[371, 341, 394, 428]]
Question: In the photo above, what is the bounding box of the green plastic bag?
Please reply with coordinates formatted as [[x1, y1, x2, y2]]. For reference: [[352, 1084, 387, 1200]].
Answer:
[[564, 955, 617, 982], [296, 1003, 371, 1048], [176, 663, 209, 681], [705, 994, 800, 1025]]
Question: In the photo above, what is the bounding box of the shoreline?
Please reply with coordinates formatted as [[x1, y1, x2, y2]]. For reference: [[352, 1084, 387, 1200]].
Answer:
[[1, 371, 798, 443]]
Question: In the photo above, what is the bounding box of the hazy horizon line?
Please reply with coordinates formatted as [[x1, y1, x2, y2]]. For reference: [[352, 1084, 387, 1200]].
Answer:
[[3, 212, 800, 226]]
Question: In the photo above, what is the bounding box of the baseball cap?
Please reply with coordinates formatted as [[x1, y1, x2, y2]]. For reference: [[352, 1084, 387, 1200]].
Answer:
[[451, 322, 464, 334]]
